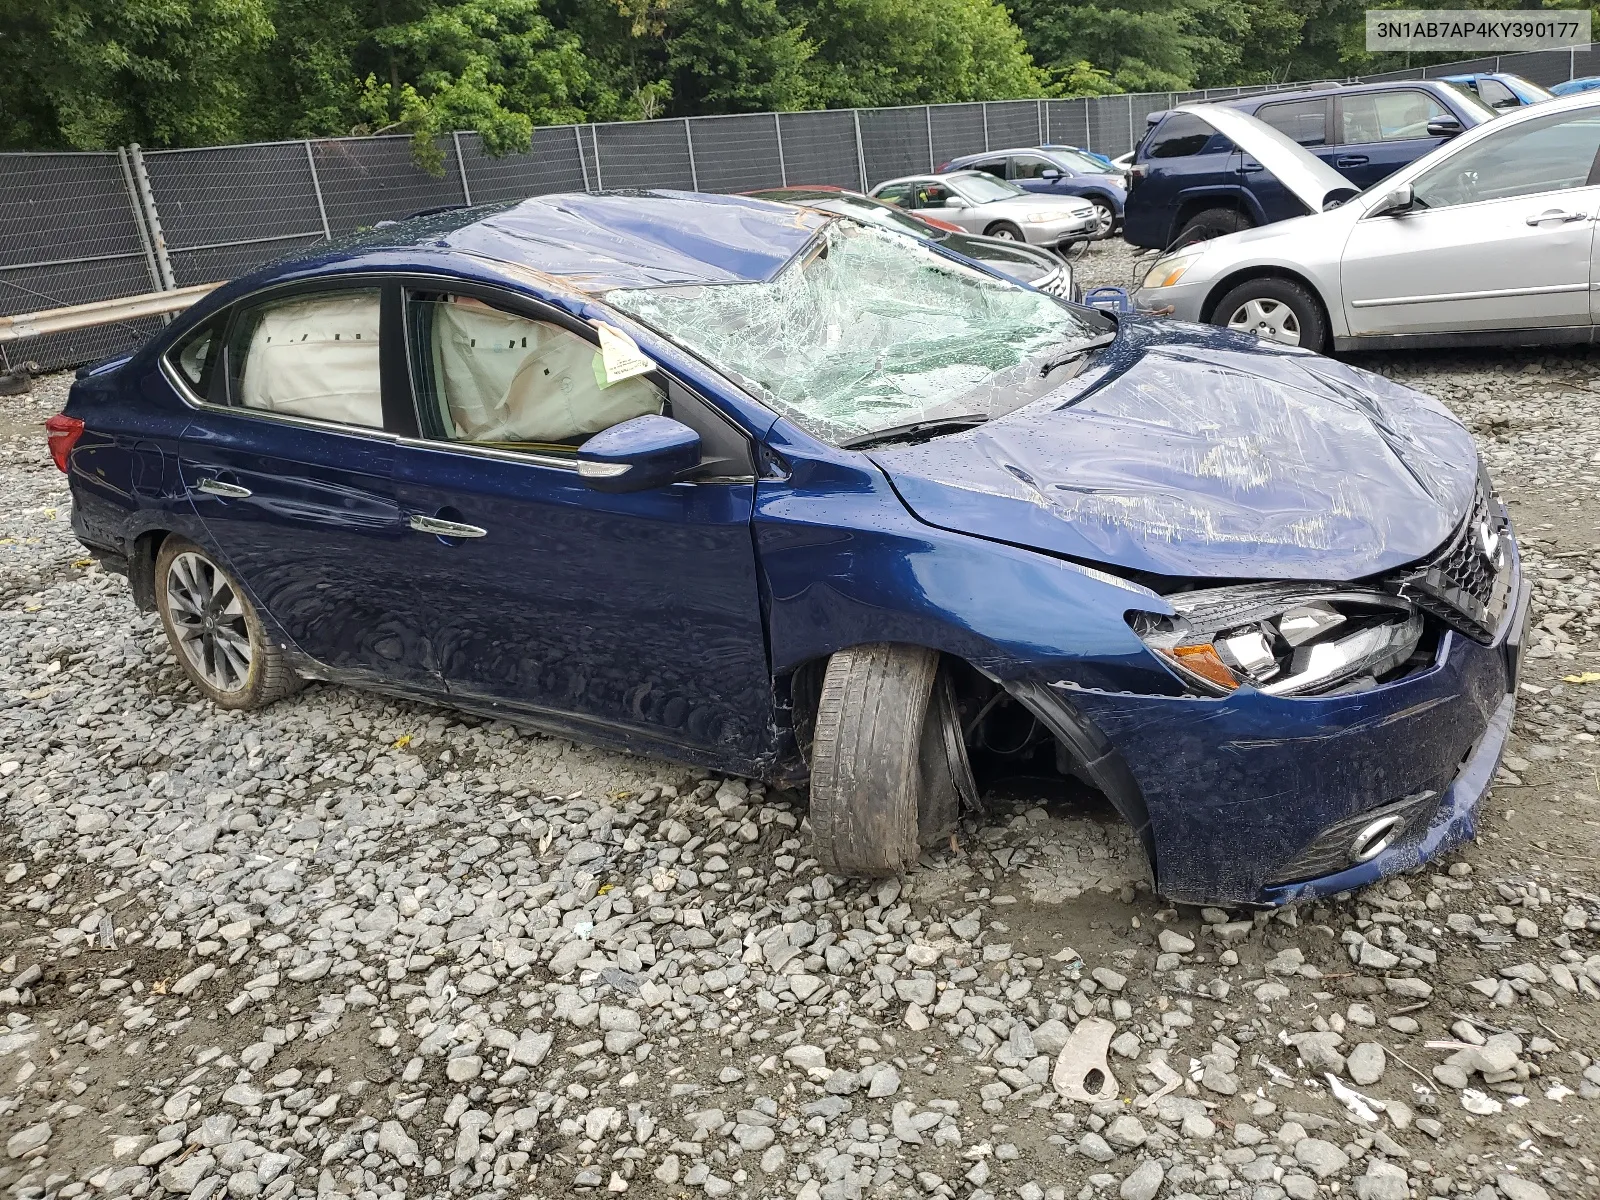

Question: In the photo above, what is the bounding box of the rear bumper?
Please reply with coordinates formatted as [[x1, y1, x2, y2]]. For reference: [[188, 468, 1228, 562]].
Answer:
[[1037, 544, 1527, 906]]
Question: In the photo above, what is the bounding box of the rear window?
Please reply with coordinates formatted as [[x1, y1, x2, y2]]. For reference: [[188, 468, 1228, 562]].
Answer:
[[1146, 114, 1219, 158], [1256, 99, 1327, 147]]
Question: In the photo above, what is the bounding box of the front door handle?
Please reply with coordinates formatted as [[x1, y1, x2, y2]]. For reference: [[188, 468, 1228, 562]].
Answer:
[[196, 478, 252, 498], [1527, 208, 1589, 225], [408, 514, 487, 539], [1335, 154, 1369, 167]]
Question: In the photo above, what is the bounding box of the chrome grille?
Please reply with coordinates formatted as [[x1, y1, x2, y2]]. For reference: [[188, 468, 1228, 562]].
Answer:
[[1393, 476, 1510, 645], [1035, 267, 1075, 300]]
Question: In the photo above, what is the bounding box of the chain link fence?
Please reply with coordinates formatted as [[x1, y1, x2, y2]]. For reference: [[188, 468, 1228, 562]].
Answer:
[[6, 46, 1598, 371]]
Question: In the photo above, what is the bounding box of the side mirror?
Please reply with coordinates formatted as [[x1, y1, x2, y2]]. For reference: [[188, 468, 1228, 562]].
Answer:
[[942, 195, 968, 209], [1426, 116, 1464, 138], [1041, 168, 1062, 180], [578, 415, 700, 493], [1372, 182, 1414, 217]]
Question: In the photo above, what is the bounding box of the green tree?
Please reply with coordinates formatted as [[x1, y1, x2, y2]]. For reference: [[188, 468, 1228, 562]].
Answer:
[[791, 0, 1047, 107], [0, 0, 274, 149], [663, 0, 813, 113]]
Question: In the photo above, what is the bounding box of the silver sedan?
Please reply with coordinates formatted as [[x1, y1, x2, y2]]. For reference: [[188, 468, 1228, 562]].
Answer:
[[869, 171, 1100, 252], [1134, 96, 1600, 353]]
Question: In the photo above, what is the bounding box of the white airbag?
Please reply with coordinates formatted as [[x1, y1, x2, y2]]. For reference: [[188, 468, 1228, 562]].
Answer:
[[241, 293, 383, 428]]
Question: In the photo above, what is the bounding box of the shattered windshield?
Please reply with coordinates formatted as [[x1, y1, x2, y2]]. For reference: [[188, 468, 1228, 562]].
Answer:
[[606, 221, 1102, 445]]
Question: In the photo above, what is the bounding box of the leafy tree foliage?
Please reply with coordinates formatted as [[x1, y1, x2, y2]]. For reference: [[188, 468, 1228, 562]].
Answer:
[[3, 0, 1569, 156]]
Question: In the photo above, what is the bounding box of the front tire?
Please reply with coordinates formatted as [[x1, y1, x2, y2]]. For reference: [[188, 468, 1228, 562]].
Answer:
[[1088, 199, 1116, 238], [985, 221, 1024, 241], [155, 536, 302, 710], [1211, 277, 1328, 352], [809, 644, 973, 877]]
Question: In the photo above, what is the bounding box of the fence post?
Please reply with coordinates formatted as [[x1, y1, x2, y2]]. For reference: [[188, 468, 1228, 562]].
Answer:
[[1043, 100, 1051, 144], [1037, 99, 1044, 146], [685, 119, 700, 191], [592, 126, 605, 191], [982, 102, 990, 151], [925, 107, 935, 171], [453, 132, 474, 206], [126, 145, 176, 292], [304, 142, 332, 240], [774, 113, 788, 187], [117, 148, 164, 293], [1127, 98, 1135, 155], [575, 125, 592, 192], [852, 110, 867, 191]]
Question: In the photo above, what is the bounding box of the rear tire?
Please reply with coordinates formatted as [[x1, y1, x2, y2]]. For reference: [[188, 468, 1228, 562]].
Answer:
[[985, 221, 1024, 241], [1172, 207, 1252, 248], [809, 644, 973, 877], [1211, 276, 1328, 352], [155, 536, 302, 711]]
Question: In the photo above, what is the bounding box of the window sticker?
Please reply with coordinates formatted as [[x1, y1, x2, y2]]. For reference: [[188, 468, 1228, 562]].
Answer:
[[591, 321, 654, 388]]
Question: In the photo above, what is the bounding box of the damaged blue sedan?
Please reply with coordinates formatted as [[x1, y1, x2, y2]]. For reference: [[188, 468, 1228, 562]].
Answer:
[[52, 191, 1530, 906]]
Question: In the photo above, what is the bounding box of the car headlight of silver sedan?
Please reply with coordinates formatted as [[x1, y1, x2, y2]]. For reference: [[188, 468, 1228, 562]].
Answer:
[[1141, 248, 1206, 290], [1130, 584, 1429, 697]]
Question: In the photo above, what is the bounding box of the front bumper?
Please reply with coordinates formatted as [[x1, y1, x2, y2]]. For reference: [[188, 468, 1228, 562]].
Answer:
[[1132, 277, 1210, 322], [1032, 543, 1529, 907], [1024, 213, 1100, 246]]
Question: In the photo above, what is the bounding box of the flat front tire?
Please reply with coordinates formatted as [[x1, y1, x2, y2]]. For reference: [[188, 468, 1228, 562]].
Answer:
[[809, 644, 973, 877], [155, 536, 302, 710]]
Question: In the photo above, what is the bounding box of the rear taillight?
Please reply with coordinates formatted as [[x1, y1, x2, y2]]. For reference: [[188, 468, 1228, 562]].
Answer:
[[45, 414, 84, 473]]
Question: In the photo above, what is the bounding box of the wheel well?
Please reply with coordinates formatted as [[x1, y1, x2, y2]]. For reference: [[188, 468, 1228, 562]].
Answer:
[[983, 220, 1021, 236], [1198, 266, 1332, 333], [1169, 197, 1249, 242], [128, 529, 169, 613], [782, 645, 1157, 879]]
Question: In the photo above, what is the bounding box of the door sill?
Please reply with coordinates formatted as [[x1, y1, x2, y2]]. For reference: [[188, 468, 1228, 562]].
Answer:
[[1334, 326, 1595, 352]]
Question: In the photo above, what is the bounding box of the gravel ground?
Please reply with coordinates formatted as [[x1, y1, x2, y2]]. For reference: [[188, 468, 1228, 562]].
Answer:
[[3, 288, 1600, 1200]]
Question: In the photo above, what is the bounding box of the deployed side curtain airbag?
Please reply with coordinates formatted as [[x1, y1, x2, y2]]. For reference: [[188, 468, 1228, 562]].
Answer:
[[431, 299, 661, 443], [240, 293, 383, 427]]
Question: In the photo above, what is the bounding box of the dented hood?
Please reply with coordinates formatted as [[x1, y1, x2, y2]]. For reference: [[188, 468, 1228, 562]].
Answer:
[[870, 323, 1480, 581]]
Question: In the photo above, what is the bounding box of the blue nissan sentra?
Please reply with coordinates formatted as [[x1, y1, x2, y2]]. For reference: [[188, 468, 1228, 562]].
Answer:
[[49, 191, 1530, 906]]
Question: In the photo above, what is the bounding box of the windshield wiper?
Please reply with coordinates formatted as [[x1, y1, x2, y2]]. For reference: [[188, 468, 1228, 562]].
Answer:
[[842, 415, 989, 449], [1040, 331, 1118, 378]]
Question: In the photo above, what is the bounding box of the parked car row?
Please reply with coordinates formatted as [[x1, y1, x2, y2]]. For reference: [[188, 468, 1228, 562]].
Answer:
[[1132, 91, 1600, 352]]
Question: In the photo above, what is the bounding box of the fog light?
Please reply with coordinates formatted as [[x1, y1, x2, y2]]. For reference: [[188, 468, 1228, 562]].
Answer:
[[1349, 814, 1406, 863]]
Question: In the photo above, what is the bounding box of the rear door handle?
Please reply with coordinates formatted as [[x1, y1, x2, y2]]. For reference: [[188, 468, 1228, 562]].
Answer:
[[1335, 154, 1369, 167], [1527, 208, 1589, 225], [196, 478, 252, 498], [408, 514, 487, 539]]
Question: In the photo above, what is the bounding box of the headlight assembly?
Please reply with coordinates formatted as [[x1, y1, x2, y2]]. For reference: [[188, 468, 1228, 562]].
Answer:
[[1142, 249, 1203, 290], [1130, 584, 1429, 698]]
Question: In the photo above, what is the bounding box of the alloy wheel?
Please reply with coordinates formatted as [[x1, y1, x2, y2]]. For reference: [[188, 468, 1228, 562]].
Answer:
[[165, 551, 253, 693], [1091, 202, 1115, 236], [1226, 297, 1302, 347]]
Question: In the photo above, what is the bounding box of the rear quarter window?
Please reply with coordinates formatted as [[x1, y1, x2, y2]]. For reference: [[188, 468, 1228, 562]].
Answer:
[[1145, 114, 1223, 158]]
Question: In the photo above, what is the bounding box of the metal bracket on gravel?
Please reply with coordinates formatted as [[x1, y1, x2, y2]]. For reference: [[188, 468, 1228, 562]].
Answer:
[[1052, 1015, 1118, 1102]]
